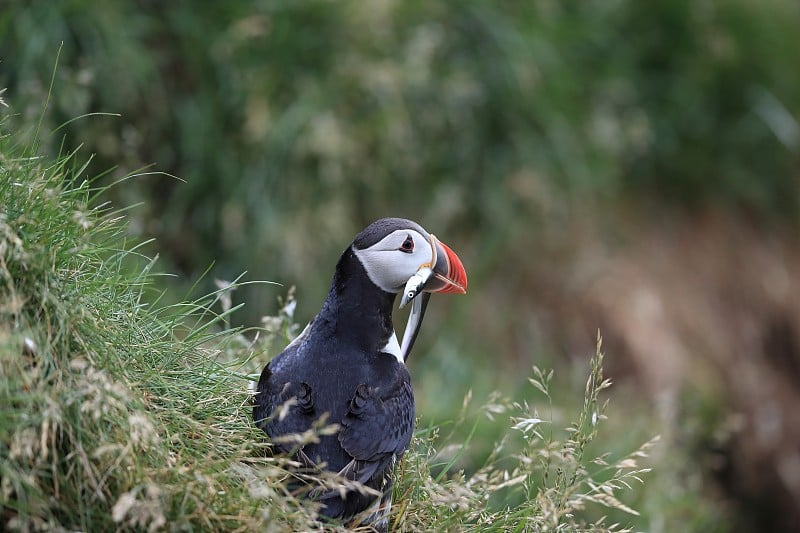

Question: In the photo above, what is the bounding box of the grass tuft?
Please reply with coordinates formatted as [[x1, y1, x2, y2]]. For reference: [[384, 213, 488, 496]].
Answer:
[[393, 334, 655, 532], [0, 123, 295, 531]]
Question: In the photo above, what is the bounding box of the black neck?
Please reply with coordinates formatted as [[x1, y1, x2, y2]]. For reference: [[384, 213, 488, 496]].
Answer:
[[315, 246, 396, 352]]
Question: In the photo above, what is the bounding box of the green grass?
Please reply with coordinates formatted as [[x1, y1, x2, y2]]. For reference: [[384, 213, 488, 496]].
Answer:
[[0, 121, 653, 531], [0, 128, 259, 530], [0, 125, 283, 530], [391, 338, 656, 531]]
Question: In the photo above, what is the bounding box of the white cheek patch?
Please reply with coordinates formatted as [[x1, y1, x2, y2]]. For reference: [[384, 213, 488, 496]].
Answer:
[[353, 230, 432, 293], [352, 245, 378, 289]]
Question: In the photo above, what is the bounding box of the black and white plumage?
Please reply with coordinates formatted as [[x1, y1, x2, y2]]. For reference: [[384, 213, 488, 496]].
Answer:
[[253, 218, 467, 531]]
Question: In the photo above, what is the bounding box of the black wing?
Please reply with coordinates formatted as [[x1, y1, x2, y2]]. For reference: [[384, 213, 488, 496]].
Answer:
[[252, 344, 316, 455], [336, 376, 415, 485]]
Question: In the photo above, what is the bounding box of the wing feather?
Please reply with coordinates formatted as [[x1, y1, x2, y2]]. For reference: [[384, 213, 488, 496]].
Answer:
[[339, 378, 414, 468], [252, 344, 316, 454]]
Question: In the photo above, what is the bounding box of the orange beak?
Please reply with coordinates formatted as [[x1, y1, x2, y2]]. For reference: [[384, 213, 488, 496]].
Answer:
[[428, 238, 467, 294]]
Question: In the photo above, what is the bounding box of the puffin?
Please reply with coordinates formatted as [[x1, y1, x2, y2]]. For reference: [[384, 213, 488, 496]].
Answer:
[[253, 217, 467, 531]]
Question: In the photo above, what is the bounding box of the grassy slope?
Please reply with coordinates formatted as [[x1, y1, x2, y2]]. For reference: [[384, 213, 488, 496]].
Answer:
[[0, 124, 653, 531], [0, 129, 292, 530]]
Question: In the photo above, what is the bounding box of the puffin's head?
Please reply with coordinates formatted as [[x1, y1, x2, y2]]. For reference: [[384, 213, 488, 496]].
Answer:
[[352, 217, 467, 297], [352, 217, 467, 361]]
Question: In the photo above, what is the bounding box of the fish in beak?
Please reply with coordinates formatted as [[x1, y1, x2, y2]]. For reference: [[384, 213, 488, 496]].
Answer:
[[399, 235, 467, 360]]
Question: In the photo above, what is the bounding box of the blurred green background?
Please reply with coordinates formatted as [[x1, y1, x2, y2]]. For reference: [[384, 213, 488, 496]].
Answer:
[[3, 1, 799, 531]]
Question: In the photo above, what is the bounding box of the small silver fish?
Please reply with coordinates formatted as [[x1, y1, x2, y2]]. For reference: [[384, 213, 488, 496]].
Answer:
[[399, 266, 433, 308]]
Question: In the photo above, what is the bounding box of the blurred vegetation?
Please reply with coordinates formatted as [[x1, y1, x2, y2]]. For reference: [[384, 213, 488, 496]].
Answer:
[[2, 0, 798, 317], [2, 0, 800, 531]]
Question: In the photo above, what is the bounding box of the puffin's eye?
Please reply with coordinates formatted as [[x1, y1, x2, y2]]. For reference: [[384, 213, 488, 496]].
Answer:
[[399, 235, 414, 253]]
